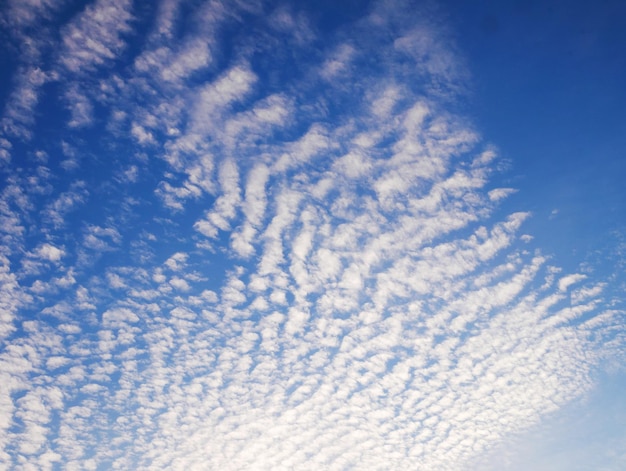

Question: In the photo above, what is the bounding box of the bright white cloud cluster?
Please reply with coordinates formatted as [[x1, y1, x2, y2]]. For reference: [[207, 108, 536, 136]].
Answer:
[[0, 1, 623, 470]]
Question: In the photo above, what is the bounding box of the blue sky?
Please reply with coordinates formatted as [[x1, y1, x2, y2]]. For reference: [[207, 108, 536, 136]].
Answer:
[[452, 0, 626, 271], [0, 0, 624, 469]]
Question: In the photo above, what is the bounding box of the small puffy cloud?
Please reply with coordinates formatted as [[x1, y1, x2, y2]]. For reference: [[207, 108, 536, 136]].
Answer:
[[0, 67, 50, 138], [131, 123, 156, 145], [488, 187, 517, 202], [59, 0, 134, 73], [35, 243, 65, 262], [320, 43, 355, 80], [102, 307, 139, 326], [558, 274, 587, 292], [65, 85, 93, 128], [169, 276, 190, 292], [164, 252, 188, 271], [42, 182, 88, 227], [156, 180, 202, 210], [160, 38, 212, 83], [83, 225, 121, 251]]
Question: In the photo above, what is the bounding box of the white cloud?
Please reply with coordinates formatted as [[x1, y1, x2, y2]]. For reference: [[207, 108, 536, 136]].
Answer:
[[571, 283, 605, 305], [274, 124, 331, 173], [2, 0, 63, 29], [82, 225, 121, 252], [192, 65, 257, 129], [131, 123, 155, 145], [194, 158, 241, 238], [267, 5, 315, 45], [320, 44, 355, 81], [59, 0, 134, 73], [35, 243, 64, 262], [156, 180, 202, 210], [169, 277, 190, 292], [160, 39, 213, 83], [102, 307, 139, 326], [0, 138, 11, 163], [42, 182, 88, 228], [231, 163, 270, 258], [558, 273, 587, 292], [164, 252, 188, 271], [0, 67, 50, 138], [393, 22, 467, 97], [488, 187, 517, 202], [151, 0, 182, 38], [65, 85, 93, 128]]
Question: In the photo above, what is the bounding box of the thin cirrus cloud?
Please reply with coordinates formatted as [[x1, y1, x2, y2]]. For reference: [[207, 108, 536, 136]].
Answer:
[[0, 1, 623, 470]]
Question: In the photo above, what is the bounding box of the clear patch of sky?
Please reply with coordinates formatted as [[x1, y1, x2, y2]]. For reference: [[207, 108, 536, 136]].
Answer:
[[443, 2, 626, 465], [442, 0, 626, 276], [471, 369, 626, 471]]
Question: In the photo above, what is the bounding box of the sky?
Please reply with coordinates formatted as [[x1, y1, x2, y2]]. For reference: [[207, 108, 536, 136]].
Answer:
[[0, 0, 624, 470]]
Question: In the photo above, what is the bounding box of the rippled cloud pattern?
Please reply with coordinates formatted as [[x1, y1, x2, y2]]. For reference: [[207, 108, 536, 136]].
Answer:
[[0, 1, 623, 469]]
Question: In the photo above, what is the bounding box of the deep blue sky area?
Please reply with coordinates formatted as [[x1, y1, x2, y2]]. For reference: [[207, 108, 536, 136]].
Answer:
[[445, 0, 626, 273], [445, 3, 626, 465]]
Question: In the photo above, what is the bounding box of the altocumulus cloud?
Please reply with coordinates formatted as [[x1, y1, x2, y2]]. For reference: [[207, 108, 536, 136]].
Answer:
[[0, 1, 623, 470]]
